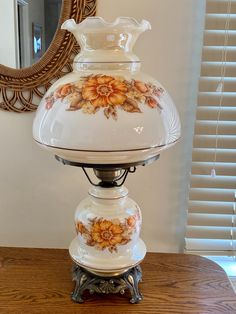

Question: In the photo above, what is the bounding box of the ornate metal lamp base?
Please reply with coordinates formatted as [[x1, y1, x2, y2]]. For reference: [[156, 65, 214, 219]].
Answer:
[[71, 264, 143, 304]]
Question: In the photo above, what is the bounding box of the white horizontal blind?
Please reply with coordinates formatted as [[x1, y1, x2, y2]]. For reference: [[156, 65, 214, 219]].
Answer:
[[186, 0, 236, 256]]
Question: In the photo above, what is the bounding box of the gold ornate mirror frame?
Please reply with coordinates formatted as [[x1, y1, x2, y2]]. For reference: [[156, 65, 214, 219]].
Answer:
[[0, 0, 96, 112]]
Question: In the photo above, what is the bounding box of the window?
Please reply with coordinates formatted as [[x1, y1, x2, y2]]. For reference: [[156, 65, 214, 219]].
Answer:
[[185, 0, 236, 276]]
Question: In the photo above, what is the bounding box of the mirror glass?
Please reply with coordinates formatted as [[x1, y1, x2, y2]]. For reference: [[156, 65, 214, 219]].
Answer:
[[11, 0, 62, 69]]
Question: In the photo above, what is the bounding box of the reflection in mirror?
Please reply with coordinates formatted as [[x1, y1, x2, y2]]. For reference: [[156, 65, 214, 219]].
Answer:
[[0, 0, 97, 112], [16, 0, 62, 68]]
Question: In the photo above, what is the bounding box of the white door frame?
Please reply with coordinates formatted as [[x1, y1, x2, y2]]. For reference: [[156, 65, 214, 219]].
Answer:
[[16, 0, 30, 68]]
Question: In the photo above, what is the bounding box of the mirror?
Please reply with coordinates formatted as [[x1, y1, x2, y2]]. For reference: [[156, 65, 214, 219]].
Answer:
[[17, 0, 62, 69], [0, 0, 96, 112]]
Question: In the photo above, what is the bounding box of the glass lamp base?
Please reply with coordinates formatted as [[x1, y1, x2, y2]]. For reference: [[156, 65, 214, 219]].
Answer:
[[71, 264, 143, 304]]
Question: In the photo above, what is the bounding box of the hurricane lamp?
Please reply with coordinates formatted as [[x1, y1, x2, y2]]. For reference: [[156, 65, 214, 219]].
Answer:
[[33, 17, 181, 303]]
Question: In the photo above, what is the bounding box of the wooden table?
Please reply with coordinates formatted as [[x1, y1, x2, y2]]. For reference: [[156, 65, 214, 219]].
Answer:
[[0, 247, 235, 313]]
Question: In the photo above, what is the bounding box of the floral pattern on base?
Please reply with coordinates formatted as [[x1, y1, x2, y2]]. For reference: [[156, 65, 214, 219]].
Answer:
[[44, 74, 164, 120], [75, 215, 139, 253]]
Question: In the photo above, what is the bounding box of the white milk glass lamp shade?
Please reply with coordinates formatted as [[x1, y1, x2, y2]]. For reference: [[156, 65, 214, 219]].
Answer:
[[33, 17, 181, 164]]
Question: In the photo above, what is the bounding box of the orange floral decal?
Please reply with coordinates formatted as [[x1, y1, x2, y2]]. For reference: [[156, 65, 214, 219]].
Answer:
[[75, 215, 139, 253], [45, 75, 164, 120], [82, 75, 128, 108]]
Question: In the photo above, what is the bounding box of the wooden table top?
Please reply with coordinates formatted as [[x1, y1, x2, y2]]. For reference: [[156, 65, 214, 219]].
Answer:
[[0, 247, 235, 314]]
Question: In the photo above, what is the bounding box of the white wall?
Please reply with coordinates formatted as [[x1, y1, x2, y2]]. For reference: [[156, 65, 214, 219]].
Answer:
[[0, 0, 18, 67], [0, 0, 45, 68], [0, 0, 206, 252]]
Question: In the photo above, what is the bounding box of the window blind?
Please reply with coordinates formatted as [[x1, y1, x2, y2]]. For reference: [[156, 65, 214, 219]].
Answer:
[[185, 0, 236, 256]]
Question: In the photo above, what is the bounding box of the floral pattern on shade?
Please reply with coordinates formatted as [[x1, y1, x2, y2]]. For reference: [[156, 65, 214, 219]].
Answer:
[[44, 74, 164, 120], [75, 214, 140, 253]]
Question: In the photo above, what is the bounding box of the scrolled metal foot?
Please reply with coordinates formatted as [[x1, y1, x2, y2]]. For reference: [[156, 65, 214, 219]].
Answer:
[[124, 265, 143, 304], [71, 264, 143, 303]]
